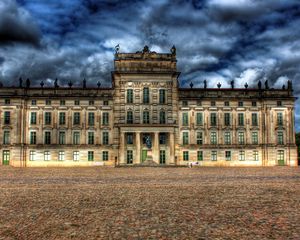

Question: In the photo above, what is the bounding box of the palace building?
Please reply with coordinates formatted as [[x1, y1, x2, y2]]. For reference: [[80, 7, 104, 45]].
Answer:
[[0, 46, 298, 167]]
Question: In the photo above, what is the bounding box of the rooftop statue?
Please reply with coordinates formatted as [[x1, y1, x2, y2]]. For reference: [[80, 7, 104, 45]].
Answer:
[[170, 45, 176, 55]]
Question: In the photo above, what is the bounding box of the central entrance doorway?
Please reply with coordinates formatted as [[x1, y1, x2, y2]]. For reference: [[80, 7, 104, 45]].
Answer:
[[141, 149, 147, 162]]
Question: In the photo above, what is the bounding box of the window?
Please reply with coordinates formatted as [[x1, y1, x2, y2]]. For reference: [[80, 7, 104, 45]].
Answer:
[[183, 151, 189, 161], [88, 132, 94, 144], [73, 112, 80, 125], [197, 151, 203, 161], [44, 151, 50, 161], [160, 150, 166, 164], [3, 150, 10, 165], [30, 150, 36, 161], [183, 132, 189, 145], [211, 101, 216, 106], [60, 100, 65, 106], [253, 151, 259, 161], [31, 100, 36, 105], [224, 132, 231, 144], [238, 113, 244, 126], [4, 111, 10, 124], [59, 112, 66, 125], [58, 151, 65, 161], [4, 99, 10, 105], [88, 112, 95, 126], [127, 111, 133, 124], [30, 132, 36, 144], [225, 151, 231, 161], [252, 101, 257, 107], [103, 100, 109, 106], [159, 111, 166, 124], [143, 111, 150, 124], [277, 131, 284, 145], [277, 101, 282, 106], [182, 113, 189, 126], [3, 131, 10, 144], [224, 101, 230, 106], [210, 113, 217, 126], [127, 133, 133, 144], [102, 112, 109, 125], [238, 132, 245, 144], [73, 151, 79, 161], [44, 112, 51, 125], [46, 100, 51, 105], [102, 151, 109, 161], [159, 89, 166, 104], [143, 87, 149, 104], [252, 113, 258, 126], [197, 101, 202, 106], [196, 132, 203, 145], [210, 132, 217, 144], [211, 151, 217, 161], [127, 150, 133, 164], [224, 113, 231, 126], [127, 89, 133, 103], [238, 101, 243, 107], [277, 112, 283, 126], [30, 112, 37, 124], [159, 133, 167, 145], [74, 100, 80, 105], [73, 132, 80, 144], [89, 100, 94, 106], [88, 151, 94, 161], [277, 150, 284, 163], [252, 132, 258, 144], [102, 132, 109, 145], [239, 151, 245, 161], [196, 112, 203, 125], [182, 101, 188, 106], [59, 132, 65, 144], [44, 131, 51, 144]]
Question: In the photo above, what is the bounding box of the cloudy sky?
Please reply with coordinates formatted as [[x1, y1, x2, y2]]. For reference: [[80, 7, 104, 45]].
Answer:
[[0, 0, 299, 130]]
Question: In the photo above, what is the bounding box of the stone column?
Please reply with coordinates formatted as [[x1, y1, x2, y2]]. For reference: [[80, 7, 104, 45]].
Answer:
[[154, 132, 159, 163], [119, 131, 125, 164], [136, 132, 141, 164], [169, 132, 175, 164]]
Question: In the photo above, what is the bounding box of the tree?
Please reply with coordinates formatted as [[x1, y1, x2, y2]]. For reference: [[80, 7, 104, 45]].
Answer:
[[296, 133, 300, 165]]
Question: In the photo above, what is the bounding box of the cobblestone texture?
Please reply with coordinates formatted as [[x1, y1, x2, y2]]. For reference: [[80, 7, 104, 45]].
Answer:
[[0, 166, 299, 239]]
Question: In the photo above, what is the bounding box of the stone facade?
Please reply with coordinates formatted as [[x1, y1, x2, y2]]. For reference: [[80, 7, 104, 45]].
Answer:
[[0, 47, 297, 167]]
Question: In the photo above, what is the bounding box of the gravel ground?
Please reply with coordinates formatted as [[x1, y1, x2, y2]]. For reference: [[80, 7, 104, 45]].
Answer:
[[0, 166, 299, 240]]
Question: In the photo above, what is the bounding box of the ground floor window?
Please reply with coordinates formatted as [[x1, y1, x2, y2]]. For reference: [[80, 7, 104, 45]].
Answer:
[[239, 151, 245, 161], [44, 151, 50, 161], [88, 151, 94, 161], [73, 151, 79, 161], [127, 150, 133, 164], [211, 151, 217, 161], [225, 151, 231, 161], [253, 151, 259, 161], [2, 150, 10, 165], [30, 150, 36, 161], [102, 151, 109, 161], [277, 150, 285, 165], [160, 150, 166, 164], [197, 151, 203, 161], [59, 151, 65, 161], [183, 151, 189, 161]]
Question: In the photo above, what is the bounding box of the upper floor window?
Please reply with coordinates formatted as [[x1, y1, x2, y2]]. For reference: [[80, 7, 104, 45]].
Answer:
[[59, 112, 66, 125], [73, 112, 80, 125], [103, 100, 109, 106], [89, 100, 94, 106], [74, 100, 80, 106], [210, 113, 217, 126], [102, 112, 109, 125], [196, 112, 203, 125], [196, 132, 203, 145], [252, 101, 257, 107], [238, 132, 245, 144], [277, 112, 283, 126], [238, 101, 243, 107], [5, 99, 10, 105], [73, 132, 80, 144], [127, 133, 133, 145], [143, 87, 150, 104], [4, 111, 10, 124], [159, 89, 166, 104], [46, 100, 51, 106], [183, 132, 189, 145], [31, 100, 36, 105], [182, 101, 188, 106], [277, 131, 284, 145], [277, 101, 282, 106], [88, 132, 94, 145], [44, 131, 51, 144], [252, 113, 258, 126], [224, 101, 230, 106], [211, 101, 216, 106], [127, 89, 133, 103], [210, 132, 217, 144], [224, 132, 231, 144], [182, 112, 189, 126], [127, 111, 133, 124], [44, 112, 51, 125], [238, 113, 244, 126], [59, 132, 65, 145], [30, 112, 37, 124], [102, 132, 109, 145], [159, 133, 167, 145], [224, 113, 231, 126], [197, 101, 202, 106], [3, 131, 10, 144], [143, 111, 150, 124], [60, 100, 65, 106], [252, 132, 258, 144], [88, 112, 95, 126], [30, 131, 36, 144], [159, 111, 166, 124]]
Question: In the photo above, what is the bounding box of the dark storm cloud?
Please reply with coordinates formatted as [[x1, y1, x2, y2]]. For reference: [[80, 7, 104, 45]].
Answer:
[[1, 0, 300, 129]]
